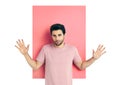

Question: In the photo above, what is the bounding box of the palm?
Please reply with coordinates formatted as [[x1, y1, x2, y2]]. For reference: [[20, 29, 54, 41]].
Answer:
[[15, 39, 29, 55], [93, 44, 106, 59]]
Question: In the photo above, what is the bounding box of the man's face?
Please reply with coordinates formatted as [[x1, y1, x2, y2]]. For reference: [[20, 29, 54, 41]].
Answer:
[[51, 30, 65, 46]]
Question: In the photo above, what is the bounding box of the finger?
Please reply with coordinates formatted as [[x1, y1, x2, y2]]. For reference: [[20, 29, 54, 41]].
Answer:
[[97, 44, 101, 50], [15, 45, 20, 50], [18, 39, 24, 47], [27, 44, 29, 50], [99, 45, 104, 50], [98, 44, 103, 50], [92, 49, 96, 56], [16, 40, 21, 46], [101, 51, 106, 56], [101, 47, 105, 52], [19, 39, 23, 45], [18, 39, 21, 43], [92, 49, 95, 54], [21, 39, 24, 45], [17, 39, 21, 45]]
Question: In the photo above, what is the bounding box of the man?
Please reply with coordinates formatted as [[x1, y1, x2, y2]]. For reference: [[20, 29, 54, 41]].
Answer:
[[15, 23, 106, 85]]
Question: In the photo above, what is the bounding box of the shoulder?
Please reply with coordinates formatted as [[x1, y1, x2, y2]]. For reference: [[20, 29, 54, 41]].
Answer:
[[42, 43, 53, 49], [66, 44, 77, 50]]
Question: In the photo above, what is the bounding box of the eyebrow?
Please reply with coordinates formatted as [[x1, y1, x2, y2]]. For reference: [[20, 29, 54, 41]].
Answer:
[[52, 34, 62, 36]]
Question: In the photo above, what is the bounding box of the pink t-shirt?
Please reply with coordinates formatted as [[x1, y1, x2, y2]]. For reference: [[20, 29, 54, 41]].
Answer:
[[37, 44, 81, 85]]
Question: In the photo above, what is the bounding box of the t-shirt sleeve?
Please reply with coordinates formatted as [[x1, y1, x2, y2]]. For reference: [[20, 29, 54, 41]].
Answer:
[[36, 47, 46, 65], [73, 47, 81, 64]]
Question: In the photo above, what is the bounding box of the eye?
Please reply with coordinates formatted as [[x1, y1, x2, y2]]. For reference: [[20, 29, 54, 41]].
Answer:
[[52, 35, 56, 37], [58, 34, 62, 36]]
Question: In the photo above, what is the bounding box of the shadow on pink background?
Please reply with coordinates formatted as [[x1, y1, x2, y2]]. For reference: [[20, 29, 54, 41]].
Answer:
[[33, 6, 86, 78]]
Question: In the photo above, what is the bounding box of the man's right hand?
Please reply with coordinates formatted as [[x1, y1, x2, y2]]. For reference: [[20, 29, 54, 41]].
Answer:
[[15, 39, 29, 56]]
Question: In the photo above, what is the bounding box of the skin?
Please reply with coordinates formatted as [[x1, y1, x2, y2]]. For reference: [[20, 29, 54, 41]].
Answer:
[[51, 30, 65, 48], [15, 29, 106, 70]]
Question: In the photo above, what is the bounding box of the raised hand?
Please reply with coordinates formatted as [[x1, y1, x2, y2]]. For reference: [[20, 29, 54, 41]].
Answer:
[[15, 39, 29, 55], [92, 44, 106, 60]]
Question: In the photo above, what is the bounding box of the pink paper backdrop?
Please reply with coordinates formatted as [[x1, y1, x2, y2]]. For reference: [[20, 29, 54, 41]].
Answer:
[[33, 6, 86, 78]]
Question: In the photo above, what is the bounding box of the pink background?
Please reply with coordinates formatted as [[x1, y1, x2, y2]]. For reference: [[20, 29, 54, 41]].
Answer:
[[33, 6, 86, 78]]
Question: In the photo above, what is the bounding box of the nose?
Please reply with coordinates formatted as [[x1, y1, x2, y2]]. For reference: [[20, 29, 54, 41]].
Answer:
[[55, 36, 59, 40]]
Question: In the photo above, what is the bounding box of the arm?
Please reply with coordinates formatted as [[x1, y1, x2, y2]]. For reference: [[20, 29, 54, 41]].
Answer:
[[15, 39, 42, 70], [75, 44, 106, 70]]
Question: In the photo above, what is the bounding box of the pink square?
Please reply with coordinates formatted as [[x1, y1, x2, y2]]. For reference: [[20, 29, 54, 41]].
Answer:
[[33, 6, 86, 78]]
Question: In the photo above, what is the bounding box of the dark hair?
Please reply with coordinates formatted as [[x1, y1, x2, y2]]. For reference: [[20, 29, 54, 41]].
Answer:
[[50, 23, 66, 35]]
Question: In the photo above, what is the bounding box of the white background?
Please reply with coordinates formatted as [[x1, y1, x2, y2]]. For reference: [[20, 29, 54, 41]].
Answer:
[[0, 0, 120, 85]]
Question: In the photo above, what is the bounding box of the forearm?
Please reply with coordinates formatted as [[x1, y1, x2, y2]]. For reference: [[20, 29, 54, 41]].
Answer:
[[79, 44, 106, 70], [15, 39, 42, 70], [81, 57, 96, 70], [23, 53, 39, 70]]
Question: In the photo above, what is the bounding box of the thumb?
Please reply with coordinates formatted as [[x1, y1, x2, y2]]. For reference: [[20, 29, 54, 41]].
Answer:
[[92, 49, 95, 56], [92, 49, 95, 54], [27, 44, 30, 50]]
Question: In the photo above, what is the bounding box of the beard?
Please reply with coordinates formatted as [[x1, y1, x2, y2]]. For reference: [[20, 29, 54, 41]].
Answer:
[[54, 39, 64, 46]]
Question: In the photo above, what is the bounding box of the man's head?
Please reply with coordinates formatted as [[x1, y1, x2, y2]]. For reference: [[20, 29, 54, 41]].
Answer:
[[50, 23, 66, 47]]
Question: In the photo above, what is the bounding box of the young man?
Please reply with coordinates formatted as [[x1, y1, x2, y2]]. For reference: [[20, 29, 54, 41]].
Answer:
[[15, 23, 106, 85]]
